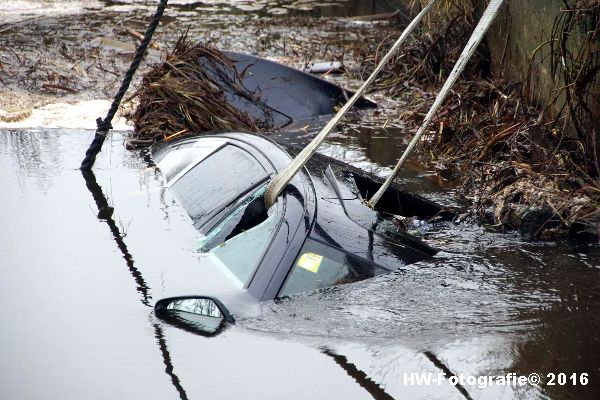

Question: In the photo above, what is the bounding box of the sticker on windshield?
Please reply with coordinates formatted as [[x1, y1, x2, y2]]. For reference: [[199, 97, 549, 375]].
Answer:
[[297, 252, 323, 273]]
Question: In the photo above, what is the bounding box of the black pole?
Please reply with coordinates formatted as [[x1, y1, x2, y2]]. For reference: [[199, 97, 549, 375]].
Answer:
[[81, 0, 168, 170]]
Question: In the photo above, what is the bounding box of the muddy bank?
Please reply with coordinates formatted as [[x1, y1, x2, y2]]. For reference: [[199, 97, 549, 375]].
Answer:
[[352, 1, 600, 239], [0, 0, 395, 126]]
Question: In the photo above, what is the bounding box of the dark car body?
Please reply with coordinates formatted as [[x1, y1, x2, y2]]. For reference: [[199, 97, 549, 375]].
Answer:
[[199, 51, 377, 129], [151, 132, 446, 306]]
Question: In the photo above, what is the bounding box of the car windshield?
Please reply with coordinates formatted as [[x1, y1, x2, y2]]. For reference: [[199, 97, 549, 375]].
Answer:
[[278, 238, 385, 297], [198, 186, 281, 287]]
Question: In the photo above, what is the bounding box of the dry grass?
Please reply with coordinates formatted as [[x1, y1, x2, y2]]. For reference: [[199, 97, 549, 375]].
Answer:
[[126, 34, 273, 146]]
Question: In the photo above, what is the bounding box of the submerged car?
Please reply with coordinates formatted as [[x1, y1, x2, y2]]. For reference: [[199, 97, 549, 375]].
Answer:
[[151, 131, 448, 330]]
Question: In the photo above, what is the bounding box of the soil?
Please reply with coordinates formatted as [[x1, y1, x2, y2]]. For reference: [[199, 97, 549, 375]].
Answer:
[[350, 3, 600, 240]]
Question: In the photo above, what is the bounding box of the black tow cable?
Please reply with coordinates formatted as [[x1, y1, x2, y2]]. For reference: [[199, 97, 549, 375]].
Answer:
[[80, 0, 169, 170]]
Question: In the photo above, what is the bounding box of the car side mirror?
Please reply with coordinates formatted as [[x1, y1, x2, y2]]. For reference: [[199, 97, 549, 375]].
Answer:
[[155, 296, 235, 337]]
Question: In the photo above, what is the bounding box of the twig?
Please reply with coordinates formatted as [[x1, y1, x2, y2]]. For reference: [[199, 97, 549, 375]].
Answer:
[[124, 27, 161, 50], [41, 83, 77, 93]]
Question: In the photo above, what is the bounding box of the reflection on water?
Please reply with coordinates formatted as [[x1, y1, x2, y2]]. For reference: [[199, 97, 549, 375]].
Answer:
[[0, 129, 63, 194], [422, 351, 474, 400], [81, 167, 152, 306], [247, 222, 600, 398], [321, 347, 396, 400], [153, 323, 190, 400]]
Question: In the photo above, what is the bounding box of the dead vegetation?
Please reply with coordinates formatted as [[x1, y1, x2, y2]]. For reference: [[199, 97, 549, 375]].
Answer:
[[125, 34, 273, 147], [353, 0, 600, 238]]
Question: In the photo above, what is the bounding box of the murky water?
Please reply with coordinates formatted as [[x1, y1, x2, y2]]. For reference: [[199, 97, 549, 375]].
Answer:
[[2, 1, 600, 400]]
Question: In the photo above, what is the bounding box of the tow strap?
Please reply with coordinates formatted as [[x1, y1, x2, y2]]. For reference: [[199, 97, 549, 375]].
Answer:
[[368, 0, 506, 207], [264, 0, 437, 208]]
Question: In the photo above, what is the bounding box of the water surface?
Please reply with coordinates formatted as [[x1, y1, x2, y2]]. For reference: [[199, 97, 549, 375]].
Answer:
[[2, 127, 599, 400]]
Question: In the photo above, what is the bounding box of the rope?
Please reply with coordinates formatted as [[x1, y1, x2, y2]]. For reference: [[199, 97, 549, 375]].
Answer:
[[264, 0, 437, 208], [80, 0, 169, 170], [367, 0, 506, 207]]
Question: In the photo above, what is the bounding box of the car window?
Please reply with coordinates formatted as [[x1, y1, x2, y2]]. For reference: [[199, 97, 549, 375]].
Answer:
[[199, 186, 269, 252], [199, 186, 281, 287], [170, 145, 268, 226], [278, 238, 384, 297]]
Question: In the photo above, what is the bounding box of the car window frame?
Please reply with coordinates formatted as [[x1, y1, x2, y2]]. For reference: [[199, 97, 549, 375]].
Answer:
[[276, 236, 387, 298], [246, 174, 316, 300], [200, 184, 285, 289]]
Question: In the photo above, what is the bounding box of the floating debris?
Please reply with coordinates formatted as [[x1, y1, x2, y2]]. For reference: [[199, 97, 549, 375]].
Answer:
[[126, 34, 274, 147], [303, 61, 345, 74]]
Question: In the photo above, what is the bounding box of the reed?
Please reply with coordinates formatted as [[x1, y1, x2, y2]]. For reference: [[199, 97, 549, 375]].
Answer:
[[354, 0, 600, 237]]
